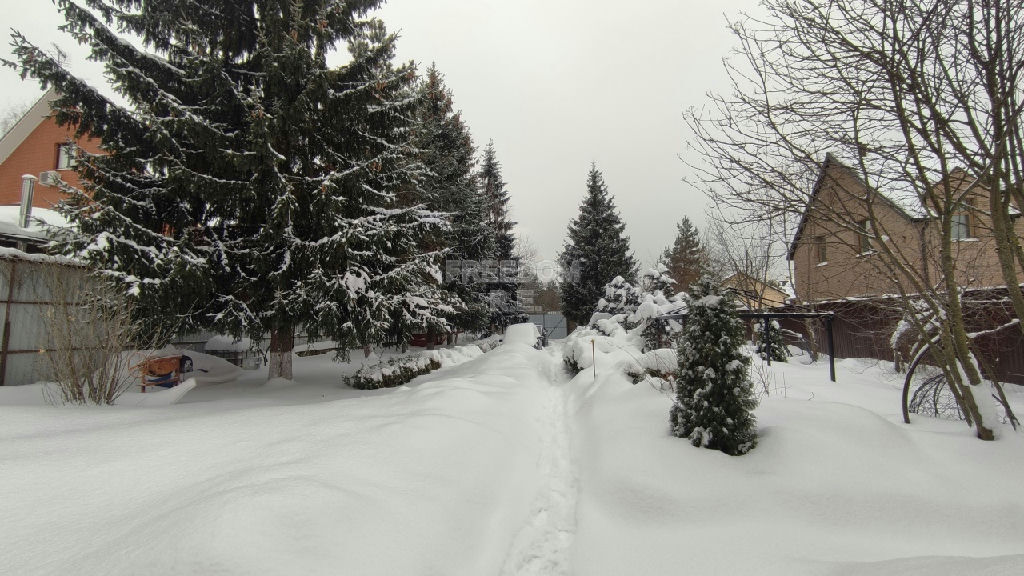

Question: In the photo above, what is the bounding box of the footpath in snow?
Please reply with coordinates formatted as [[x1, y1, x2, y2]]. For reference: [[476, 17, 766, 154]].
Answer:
[[2, 330, 1024, 575]]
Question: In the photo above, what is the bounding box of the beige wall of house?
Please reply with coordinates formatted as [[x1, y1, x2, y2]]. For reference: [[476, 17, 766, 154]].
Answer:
[[721, 273, 788, 309], [926, 173, 1024, 291], [791, 160, 1024, 302]]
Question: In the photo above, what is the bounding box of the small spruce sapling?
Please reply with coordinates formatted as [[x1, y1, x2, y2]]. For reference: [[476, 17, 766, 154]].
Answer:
[[670, 277, 758, 455], [755, 319, 788, 362]]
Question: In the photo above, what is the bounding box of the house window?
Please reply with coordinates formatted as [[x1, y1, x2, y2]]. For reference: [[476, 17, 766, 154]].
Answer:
[[952, 207, 973, 240], [56, 143, 77, 170], [858, 219, 873, 253], [815, 235, 827, 262]]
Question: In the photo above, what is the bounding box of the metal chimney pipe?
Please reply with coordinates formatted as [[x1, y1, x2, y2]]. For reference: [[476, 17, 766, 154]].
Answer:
[[19, 174, 36, 229]]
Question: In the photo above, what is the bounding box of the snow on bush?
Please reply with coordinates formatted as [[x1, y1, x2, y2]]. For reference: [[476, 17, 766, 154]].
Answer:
[[753, 320, 788, 363], [562, 324, 641, 375], [588, 267, 687, 352], [565, 266, 687, 379], [624, 348, 679, 384], [594, 276, 642, 317], [346, 355, 443, 390], [473, 335, 503, 353], [345, 341, 492, 390]]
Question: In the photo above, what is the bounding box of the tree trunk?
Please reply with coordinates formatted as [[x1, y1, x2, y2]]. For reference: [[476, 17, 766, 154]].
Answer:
[[937, 219, 996, 440], [269, 325, 294, 381], [987, 176, 1024, 338], [943, 274, 996, 440]]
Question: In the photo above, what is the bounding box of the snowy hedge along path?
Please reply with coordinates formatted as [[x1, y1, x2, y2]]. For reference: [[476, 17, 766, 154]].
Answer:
[[2, 328, 1024, 575]]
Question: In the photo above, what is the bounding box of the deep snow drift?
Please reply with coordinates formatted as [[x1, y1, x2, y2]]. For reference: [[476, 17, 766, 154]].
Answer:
[[1, 333, 1023, 575]]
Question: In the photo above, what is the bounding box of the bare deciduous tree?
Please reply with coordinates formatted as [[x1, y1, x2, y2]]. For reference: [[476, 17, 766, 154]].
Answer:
[[704, 216, 789, 311], [39, 264, 164, 405], [686, 0, 1024, 440], [0, 102, 30, 136]]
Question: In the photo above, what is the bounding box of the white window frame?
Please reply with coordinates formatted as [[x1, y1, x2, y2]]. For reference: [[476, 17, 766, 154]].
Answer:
[[952, 211, 973, 240], [857, 219, 876, 254], [56, 143, 78, 170]]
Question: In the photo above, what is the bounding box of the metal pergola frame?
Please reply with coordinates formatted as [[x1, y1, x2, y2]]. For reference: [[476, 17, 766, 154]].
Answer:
[[655, 311, 838, 382]]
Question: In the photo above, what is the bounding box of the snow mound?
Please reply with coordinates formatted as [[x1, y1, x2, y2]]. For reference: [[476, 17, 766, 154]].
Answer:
[[503, 323, 540, 348], [425, 345, 484, 367], [116, 378, 197, 407], [563, 325, 644, 374], [205, 335, 254, 352]]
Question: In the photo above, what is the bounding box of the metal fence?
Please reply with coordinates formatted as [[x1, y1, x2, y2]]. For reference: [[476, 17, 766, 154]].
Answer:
[[0, 253, 89, 386], [529, 312, 568, 340]]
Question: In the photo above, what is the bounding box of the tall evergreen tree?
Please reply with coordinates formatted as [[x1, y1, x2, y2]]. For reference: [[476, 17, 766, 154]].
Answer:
[[8, 1, 448, 379], [670, 278, 758, 455], [478, 140, 515, 261], [559, 165, 637, 326], [477, 140, 521, 328], [411, 64, 491, 333], [660, 217, 707, 290]]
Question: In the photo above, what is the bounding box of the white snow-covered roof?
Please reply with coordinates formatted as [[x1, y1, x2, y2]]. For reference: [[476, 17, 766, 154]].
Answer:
[[0, 205, 69, 243], [0, 89, 58, 165]]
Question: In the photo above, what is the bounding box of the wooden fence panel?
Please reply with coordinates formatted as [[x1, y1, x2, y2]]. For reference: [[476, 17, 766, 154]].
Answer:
[[775, 292, 1024, 385]]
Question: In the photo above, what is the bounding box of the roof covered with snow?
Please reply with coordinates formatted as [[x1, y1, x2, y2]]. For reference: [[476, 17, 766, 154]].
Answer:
[[0, 205, 70, 244]]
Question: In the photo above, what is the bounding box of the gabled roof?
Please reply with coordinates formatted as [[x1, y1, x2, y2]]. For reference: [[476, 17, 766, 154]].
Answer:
[[787, 153, 926, 260], [0, 89, 59, 165]]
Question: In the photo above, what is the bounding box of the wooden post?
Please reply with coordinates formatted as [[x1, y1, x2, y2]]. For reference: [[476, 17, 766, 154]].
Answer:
[[763, 317, 772, 366], [826, 316, 836, 382], [0, 262, 16, 387]]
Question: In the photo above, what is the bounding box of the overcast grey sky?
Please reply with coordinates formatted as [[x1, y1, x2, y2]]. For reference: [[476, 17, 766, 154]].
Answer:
[[1, 0, 757, 265]]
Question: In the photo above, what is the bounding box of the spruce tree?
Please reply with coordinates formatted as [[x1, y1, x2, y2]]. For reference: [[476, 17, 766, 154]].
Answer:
[[755, 319, 789, 362], [640, 263, 678, 296], [661, 217, 707, 289], [478, 141, 515, 262], [559, 165, 638, 326], [670, 277, 758, 455], [8, 1, 448, 379], [637, 264, 681, 350], [412, 65, 491, 333], [477, 141, 522, 328], [594, 276, 641, 319]]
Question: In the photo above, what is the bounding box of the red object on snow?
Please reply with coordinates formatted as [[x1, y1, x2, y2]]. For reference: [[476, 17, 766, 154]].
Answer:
[[409, 333, 447, 347]]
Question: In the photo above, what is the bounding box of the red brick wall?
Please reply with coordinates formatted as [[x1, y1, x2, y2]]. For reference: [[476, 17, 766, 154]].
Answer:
[[0, 117, 101, 209]]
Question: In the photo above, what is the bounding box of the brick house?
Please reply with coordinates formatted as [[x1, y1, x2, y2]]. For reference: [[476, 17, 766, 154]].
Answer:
[[788, 154, 1024, 302], [0, 89, 101, 213]]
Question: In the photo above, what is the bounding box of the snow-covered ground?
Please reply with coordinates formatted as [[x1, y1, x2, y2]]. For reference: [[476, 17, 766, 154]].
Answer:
[[1, 334, 1023, 575]]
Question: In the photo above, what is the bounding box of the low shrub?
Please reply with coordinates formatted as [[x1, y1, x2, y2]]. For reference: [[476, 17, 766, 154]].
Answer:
[[346, 356, 442, 390]]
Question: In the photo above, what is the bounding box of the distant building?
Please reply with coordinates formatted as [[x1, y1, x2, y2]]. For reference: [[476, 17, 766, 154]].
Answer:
[[0, 89, 101, 246], [787, 154, 1024, 302], [721, 272, 788, 310]]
